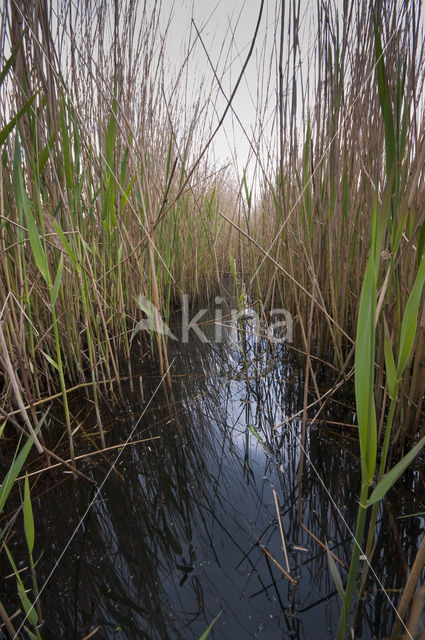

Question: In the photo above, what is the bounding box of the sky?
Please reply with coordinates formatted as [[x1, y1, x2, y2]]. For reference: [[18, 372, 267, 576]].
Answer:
[[2, 0, 423, 195], [160, 0, 312, 186], [0, 0, 322, 191]]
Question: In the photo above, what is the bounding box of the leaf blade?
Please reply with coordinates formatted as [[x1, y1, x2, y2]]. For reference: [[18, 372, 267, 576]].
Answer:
[[198, 610, 222, 640], [367, 435, 425, 507], [396, 253, 425, 378], [23, 473, 35, 555]]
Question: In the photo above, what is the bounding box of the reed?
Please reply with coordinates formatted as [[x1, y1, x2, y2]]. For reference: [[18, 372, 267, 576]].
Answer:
[[0, 0, 238, 424], [252, 5, 425, 637], [0, 1, 424, 638]]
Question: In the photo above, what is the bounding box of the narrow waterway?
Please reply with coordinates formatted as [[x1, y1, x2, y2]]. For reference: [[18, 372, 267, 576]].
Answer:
[[4, 307, 425, 639]]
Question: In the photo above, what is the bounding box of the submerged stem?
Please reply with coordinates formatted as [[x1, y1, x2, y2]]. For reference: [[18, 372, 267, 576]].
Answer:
[[336, 481, 369, 640]]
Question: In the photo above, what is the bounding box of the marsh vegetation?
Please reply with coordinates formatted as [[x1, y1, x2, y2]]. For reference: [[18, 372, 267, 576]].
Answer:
[[0, 1, 425, 638]]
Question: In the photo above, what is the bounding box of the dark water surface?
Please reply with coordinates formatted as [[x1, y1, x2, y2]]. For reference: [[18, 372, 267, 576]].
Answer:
[[4, 311, 425, 639]]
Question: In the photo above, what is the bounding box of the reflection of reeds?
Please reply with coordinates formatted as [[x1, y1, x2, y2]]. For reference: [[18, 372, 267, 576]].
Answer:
[[2, 324, 420, 638]]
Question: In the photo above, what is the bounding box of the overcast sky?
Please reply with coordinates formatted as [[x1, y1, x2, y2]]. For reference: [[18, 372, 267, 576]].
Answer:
[[155, 0, 313, 187], [3, 1, 422, 193]]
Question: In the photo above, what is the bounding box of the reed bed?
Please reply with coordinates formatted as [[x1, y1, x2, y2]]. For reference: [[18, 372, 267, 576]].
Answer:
[[0, 0, 240, 444], [0, 0, 425, 638], [242, 1, 425, 441]]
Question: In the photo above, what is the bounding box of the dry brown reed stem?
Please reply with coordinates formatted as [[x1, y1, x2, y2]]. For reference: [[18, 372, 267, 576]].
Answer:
[[216, 207, 353, 341], [80, 628, 100, 640], [0, 323, 43, 453], [300, 523, 346, 569], [3, 380, 119, 416], [298, 277, 317, 524], [273, 361, 354, 430], [17, 436, 161, 481], [48, 0, 221, 282], [259, 543, 297, 585], [402, 587, 425, 640], [390, 531, 425, 640], [0, 600, 17, 638], [5, 3, 228, 289], [272, 488, 290, 574], [147, 0, 266, 242], [6, 3, 172, 416], [250, 0, 425, 398], [0, 405, 94, 484]]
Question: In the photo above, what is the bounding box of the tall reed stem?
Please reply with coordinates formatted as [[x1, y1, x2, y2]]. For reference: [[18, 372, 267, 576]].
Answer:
[[336, 481, 369, 640]]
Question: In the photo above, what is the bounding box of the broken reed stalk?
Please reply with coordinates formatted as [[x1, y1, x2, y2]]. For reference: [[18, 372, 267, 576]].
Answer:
[[0, 405, 93, 484], [272, 488, 290, 574], [17, 436, 162, 481], [0, 599, 17, 638], [0, 323, 43, 454], [300, 523, 346, 569], [259, 543, 297, 585]]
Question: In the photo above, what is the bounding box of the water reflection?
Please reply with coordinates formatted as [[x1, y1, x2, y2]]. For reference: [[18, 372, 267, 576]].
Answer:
[[5, 312, 425, 639]]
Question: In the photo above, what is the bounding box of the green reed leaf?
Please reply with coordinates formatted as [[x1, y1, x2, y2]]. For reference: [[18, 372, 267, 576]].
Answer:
[[367, 434, 425, 507], [23, 627, 39, 640], [0, 94, 38, 148], [355, 254, 377, 484], [4, 544, 38, 627], [0, 35, 23, 88], [417, 220, 425, 266], [17, 582, 38, 627], [53, 220, 79, 270], [60, 100, 74, 193], [25, 204, 49, 283], [41, 350, 59, 371], [51, 254, 64, 307], [36, 132, 56, 177], [383, 320, 397, 400], [397, 252, 425, 378], [120, 174, 136, 211], [0, 416, 44, 513], [248, 424, 272, 458], [326, 543, 345, 603], [198, 610, 222, 640], [23, 473, 35, 555], [374, 18, 396, 179]]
